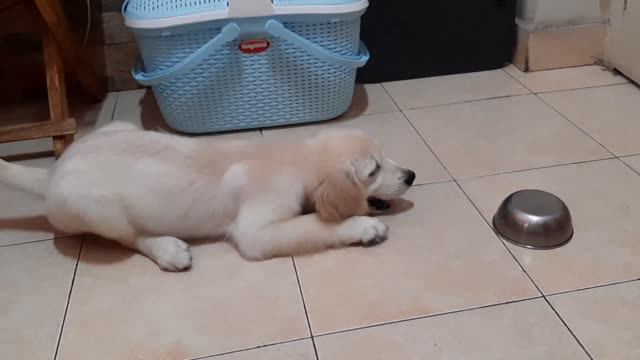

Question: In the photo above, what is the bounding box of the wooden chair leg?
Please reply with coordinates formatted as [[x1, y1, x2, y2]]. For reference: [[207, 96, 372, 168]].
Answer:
[[42, 29, 74, 157], [0, 118, 77, 145], [33, 0, 105, 101]]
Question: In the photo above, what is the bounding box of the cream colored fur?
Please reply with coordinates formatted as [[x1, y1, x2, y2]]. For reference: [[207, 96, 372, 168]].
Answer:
[[0, 122, 415, 271]]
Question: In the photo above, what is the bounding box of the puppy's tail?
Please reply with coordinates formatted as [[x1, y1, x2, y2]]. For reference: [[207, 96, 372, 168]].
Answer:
[[0, 158, 49, 196]]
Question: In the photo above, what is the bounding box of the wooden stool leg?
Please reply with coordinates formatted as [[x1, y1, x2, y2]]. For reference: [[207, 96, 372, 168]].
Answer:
[[42, 30, 73, 157]]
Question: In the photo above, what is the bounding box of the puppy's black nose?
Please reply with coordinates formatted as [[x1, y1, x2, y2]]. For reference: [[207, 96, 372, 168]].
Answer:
[[404, 170, 416, 186]]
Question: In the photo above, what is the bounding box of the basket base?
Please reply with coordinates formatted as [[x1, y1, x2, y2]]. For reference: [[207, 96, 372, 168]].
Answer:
[[163, 105, 351, 134]]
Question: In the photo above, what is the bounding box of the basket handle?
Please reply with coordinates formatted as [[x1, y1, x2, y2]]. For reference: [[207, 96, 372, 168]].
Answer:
[[132, 19, 369, 86], [132, 23, 241, 86], [264, 19, 369, 68]]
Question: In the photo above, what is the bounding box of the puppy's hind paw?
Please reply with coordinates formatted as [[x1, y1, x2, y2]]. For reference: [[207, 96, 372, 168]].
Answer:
[[157, 244, 192, 271], [137, 236, 193, 272]]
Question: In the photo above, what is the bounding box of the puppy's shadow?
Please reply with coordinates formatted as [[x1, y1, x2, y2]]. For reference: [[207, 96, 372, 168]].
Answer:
[[0, 215, 133, 264], [0, 215, 55, 234], [53, 236, 86, 258], [70, 235, 225, 267], [375, 198, 415, 216], [71, 235, 135, 265]]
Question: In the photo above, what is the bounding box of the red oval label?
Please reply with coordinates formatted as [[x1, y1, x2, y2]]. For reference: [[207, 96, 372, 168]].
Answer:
[[239, 39, 270, 54]]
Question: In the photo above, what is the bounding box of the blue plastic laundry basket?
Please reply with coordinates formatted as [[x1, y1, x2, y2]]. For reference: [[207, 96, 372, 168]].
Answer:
[[123, 0, 369, 133]]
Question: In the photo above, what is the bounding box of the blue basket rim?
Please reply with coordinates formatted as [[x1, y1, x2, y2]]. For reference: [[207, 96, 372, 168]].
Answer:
[[123, 0, 368, 29]]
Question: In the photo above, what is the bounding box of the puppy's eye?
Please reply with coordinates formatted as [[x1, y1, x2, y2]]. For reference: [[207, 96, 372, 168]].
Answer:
[[369, 163, 380, 178]]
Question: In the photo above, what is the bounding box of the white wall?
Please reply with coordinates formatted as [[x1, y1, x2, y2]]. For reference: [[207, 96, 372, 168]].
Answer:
[[605, 0, 640, 83], [517, 0, 605, 27]]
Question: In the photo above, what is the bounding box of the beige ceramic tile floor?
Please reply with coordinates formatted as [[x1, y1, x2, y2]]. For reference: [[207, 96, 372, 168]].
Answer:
[[1, 65, 640, 359]]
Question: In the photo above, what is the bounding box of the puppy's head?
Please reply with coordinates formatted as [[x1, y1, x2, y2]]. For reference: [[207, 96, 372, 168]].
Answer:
[[310, 129, 415, 222]]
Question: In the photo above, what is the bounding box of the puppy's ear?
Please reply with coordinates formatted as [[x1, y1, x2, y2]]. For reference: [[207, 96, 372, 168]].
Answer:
[[314, 168, 367, 223]]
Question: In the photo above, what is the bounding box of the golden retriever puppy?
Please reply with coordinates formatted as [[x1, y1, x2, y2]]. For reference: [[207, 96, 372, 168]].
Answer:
[[0, 122, 415, 271]]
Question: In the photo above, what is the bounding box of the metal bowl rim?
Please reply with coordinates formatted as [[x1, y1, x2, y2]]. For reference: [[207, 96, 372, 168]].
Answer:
[[492, 214, 574, 250]]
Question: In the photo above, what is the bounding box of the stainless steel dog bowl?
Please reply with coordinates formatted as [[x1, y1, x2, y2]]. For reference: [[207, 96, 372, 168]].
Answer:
[[493, 189, 573, 249]]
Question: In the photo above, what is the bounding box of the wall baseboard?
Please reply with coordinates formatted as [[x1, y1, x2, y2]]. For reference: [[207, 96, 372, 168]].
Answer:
[[512, 20, 606, 72]]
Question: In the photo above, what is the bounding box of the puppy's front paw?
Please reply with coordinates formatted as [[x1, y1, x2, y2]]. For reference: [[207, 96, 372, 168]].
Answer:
[[347, 216, 389, 247]]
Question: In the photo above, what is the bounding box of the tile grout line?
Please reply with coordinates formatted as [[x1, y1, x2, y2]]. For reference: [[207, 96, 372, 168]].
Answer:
[[499, 68, 528, 90], [384, 84, 557, 334], [340, 108, 399, 120], [109, 91, 120, 121], [314, 276, 640, 340], [213, 77, 624, 357], [454, 183, 594, 360], [387, 92, 533, 113], [378, 72, 624, 183], [619, 158, 640, 177], [53, 237, 85, 360], [191, 271, 638, 359], [500, 67, 630, 95], [409, 178, 455, 188], [451, 156, 617, 182], [543, 297, 594, 360], [379, 79, 607, 189], [384, 153, 617, 190], [0, 80, 625, 358], [383, 85, 595, 358], [187, 275, 640, 358], [380, 85, 455, 181], [0, 234, 77, 249], [43, 82, 625, 359], [314, 296, 543, 339], [398, 68, 594, 355], [381, 77, 629, 114], [532, 82, 631, 95], [535, 94, 616, 158], [188, 337, 312, 360], [535, 89, 640, 178], [548, 277, 640, 297], [199, 76, 626, 358], [453, 184, 545, 296], [501, 65, 616, 161], [291, 257, 320, 360], [198, 78, 631, 358], [412, 150, 615, 189], [189, 278, 640, 360], [385, 77, 620, 358]]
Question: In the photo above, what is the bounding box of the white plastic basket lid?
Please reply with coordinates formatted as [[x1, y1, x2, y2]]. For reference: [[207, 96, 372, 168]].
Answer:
[[124, 0, 368, 29]]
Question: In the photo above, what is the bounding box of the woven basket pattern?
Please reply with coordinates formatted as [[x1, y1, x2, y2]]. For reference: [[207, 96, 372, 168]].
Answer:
[[137, 17, 361, 133]]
